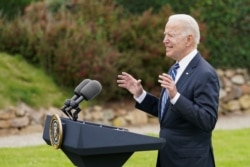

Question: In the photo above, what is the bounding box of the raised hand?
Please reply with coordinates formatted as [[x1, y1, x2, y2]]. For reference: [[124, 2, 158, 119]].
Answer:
[[158, 73, 177, 99], [117, 72, 143, 97]]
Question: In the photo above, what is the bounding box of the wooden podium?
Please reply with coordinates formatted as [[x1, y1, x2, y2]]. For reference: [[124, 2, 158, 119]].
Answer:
[[43, 115, 165, 167]]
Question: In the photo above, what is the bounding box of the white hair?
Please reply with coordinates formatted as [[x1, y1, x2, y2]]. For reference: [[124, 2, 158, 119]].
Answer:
[[169, 14, 200, 45]]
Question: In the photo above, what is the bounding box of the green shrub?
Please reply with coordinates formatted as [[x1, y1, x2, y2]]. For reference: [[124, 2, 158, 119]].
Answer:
[[194, 0, 250, 69], [1, 0, 248, 102], [114, 0, 164, 14], [0, 0, 40, 20], [0, 0, 175, 101], [115, 0, 250, 69]]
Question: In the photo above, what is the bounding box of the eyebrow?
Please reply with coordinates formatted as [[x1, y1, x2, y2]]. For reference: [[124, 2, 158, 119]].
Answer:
[[164, 31, 176, 36]]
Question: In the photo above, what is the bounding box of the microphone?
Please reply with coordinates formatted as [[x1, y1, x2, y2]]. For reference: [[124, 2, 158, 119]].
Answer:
[[80, 80, 102, 100], [65, 80, 102, 120], [73, 79, 92, 99], [61, 79, 91, 117]]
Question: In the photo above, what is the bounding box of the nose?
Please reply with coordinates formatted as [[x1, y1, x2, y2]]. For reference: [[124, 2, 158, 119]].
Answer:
[[163, 35, 169, 44]]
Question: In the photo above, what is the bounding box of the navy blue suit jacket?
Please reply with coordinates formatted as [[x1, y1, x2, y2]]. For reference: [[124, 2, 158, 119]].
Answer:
[[136, 53, 220, 167]]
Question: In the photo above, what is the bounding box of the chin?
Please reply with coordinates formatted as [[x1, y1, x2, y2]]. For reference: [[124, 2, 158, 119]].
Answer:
[[166, 53, 172, 58]]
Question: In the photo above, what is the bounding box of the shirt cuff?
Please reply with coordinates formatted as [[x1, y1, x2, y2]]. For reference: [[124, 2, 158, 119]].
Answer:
[[133, 90, 147, 103], [170, 92, 180, 104]]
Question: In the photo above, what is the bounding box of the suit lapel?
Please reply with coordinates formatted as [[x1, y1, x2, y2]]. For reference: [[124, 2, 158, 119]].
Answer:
[[176, 53, 201, 89]]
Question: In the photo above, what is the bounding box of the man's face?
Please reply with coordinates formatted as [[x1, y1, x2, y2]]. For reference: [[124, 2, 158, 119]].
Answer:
[[163, 20, 188, 61]]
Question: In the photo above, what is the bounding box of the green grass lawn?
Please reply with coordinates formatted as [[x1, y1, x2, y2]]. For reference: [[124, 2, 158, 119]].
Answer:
[[0, 128, 249, 167], [0, 52, 68, 108]]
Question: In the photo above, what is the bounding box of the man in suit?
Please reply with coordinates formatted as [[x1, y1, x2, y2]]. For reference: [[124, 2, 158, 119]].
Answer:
[[117, 14, 220, 167]]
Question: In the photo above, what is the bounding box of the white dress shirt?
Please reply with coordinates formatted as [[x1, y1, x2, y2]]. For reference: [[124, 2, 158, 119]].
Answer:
[[134, 49, 198, 104]]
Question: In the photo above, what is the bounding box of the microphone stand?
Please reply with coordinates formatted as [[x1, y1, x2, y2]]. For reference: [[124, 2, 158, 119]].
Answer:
[[64, 100, 81, 121], [73, 107, 81, 121], [61, 99, 73, 120]]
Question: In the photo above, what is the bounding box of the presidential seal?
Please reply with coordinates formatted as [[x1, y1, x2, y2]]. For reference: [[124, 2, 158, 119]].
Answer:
[[49, 114, 63, 149]]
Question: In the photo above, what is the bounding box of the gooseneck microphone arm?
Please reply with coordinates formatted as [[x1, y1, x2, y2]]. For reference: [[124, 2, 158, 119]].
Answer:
[[61, 79, 91, 119], [60, 79, 102, 121], [62, 99, 73, 119], [71, 80, 102, 121]]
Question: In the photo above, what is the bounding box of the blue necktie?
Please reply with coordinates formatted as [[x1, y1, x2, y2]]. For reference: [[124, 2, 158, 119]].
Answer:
[[160, 63, 180, 119]]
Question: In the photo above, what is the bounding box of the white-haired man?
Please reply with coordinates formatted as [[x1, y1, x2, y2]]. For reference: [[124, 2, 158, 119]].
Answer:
[[117, 14, 220, 167]]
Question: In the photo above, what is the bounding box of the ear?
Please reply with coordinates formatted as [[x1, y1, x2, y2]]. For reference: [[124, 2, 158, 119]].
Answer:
[[186, 35, 194, 47]]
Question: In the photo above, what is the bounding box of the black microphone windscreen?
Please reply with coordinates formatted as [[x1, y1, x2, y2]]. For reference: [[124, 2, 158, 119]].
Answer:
[[74, 79, 91, 94], [80, 80, 102, 100]]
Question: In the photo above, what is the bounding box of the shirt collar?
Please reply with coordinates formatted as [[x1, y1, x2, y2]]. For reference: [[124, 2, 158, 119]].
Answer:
[[177, 49, 198, 70]]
